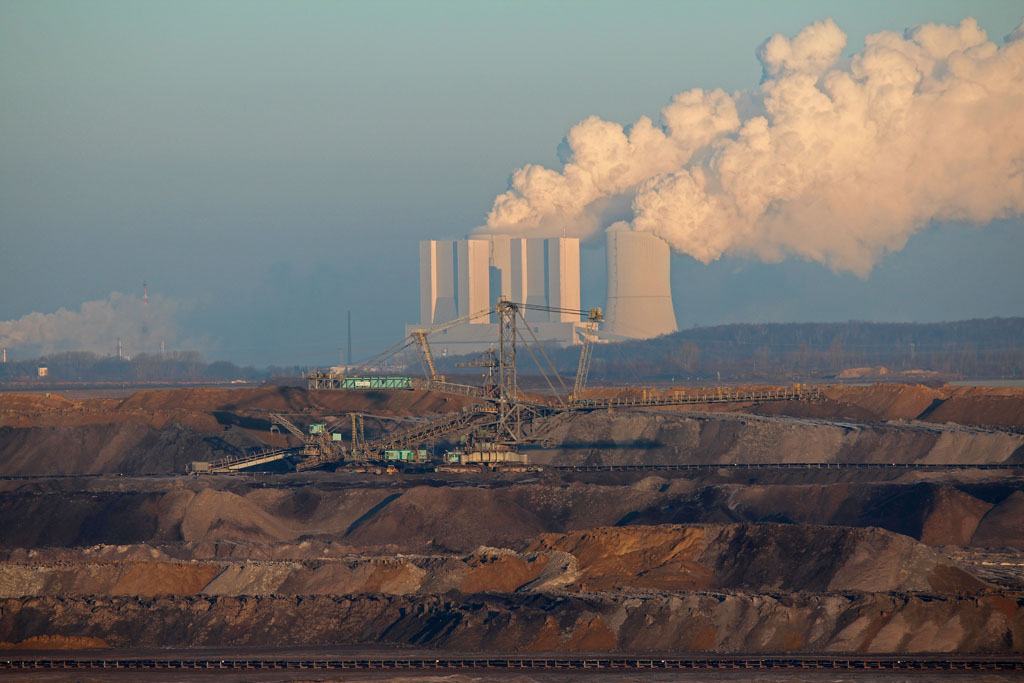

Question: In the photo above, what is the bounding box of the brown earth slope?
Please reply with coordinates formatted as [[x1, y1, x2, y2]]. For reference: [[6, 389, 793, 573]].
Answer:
[[1, 384, 1022, 655], [1, 524, 1014, 654], [5, 589, 1020, 654], [2, 475, 1023, 555], [0, 524, 983, 598], [0, 386, 478, 475], [1, 383, 1021, 475], [583, 383, 1024, 428]]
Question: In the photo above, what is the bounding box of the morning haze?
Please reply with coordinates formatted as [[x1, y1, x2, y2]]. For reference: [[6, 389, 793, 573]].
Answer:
[[3, 1, 1024, 669], [1, 0, 1022, 364]]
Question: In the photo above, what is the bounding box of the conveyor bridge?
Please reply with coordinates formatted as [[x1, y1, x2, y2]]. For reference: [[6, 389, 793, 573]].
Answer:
[[191, 447, 296, 474]]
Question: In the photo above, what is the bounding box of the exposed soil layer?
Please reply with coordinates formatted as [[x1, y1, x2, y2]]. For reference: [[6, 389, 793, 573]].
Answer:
[[2, 384, 1023, 655], [540, 410, 1023, 467], [0, 524, 985, 598], [2, 383, 1022, 476], [2, 475, 1021, 552], [525, 524, 986, 594], [3, 590, 1021, 654], [582, 383, 1024, 429], [0, 386, 478, 476], [0, 386, 476, 429]]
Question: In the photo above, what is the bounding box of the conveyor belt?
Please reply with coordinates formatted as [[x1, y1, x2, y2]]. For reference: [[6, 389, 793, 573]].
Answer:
[[3, 655, 1022, 672], [2, 461, 1023, 481], [553, 462, 1024, 471]]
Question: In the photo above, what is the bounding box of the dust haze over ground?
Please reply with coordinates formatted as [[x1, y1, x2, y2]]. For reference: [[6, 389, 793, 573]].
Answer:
[[0, 383, 1023, 661]]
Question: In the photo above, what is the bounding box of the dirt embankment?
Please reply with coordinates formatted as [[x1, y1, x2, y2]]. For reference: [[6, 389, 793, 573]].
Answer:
[[0, 524, 984, 599], [0, 386, 478, 475], [1, 524, 1016, 654], [2, 477, 1023, 554], [0, 386, 477, 430], [585, 383, 1024, 429], [1, 383, 1020, 476], [19, 396, 1018, 477], [3, 583, 1020, 654], [620, 480, 1024, 550], [542, 410, 1024, 467], [1, 383, 1021, 656], [525, 524, 986, 594], [761, 383, 1024, 429]]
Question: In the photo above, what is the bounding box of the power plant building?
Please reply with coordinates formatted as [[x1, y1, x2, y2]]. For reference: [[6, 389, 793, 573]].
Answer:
[[456, 239, 490, 322], [409, 228, 676, 356], [409, 236, 587, 354], [419, 239, 457, 325], [546, 237, 581, 321]]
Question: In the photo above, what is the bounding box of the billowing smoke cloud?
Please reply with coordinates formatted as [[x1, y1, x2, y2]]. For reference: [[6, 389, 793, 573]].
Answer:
[[478, 18, 1024, 275], [0, 292, 185, 358]]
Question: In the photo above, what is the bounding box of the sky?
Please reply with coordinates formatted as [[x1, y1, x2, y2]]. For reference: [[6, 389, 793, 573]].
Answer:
[[1, 1, 1022, 365]]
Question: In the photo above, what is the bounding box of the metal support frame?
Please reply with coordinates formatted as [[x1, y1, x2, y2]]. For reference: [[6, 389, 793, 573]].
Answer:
[[350, 413, 362, 453], [279, 300, 827, 475], [571, 308, 604, 403], [495, 298, 521, 444], [412, 330, 441, 381]]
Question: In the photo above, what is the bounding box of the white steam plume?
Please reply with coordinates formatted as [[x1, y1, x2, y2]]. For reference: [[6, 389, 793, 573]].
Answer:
[[0, 292, 185, 358], [477, 18, 1024, 275]]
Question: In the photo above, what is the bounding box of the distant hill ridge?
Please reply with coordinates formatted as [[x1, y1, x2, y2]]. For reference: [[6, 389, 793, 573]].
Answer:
[[472, 317, 1024, 381]]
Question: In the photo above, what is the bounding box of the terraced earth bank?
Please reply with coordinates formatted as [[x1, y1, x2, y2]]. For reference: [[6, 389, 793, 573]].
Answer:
[[0, 383, 1022, 655]]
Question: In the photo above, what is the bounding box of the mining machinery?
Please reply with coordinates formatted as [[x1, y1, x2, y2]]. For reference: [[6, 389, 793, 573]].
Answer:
[[299, 297, 822, 470], [193, 297, 822, 474]]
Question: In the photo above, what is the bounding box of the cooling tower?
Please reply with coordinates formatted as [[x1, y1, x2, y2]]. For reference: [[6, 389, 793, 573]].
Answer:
[[605, 229, 677, 339]]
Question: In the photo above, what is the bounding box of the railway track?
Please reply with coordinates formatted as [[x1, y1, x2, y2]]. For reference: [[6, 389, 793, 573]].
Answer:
[[3, 655, 1023, 673]]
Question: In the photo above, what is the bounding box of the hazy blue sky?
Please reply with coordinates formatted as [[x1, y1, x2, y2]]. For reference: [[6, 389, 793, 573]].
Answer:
[[2, 1, 1022, 364]]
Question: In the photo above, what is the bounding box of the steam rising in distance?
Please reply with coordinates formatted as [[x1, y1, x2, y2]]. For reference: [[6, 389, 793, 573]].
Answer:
[[477, 18, 1024, 276], [0, 293, 184, 359]]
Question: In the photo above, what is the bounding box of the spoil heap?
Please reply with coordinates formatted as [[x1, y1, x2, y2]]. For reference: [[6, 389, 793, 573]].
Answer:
[[1, 384, 1022, 655], [1, 524, 1015, 653]]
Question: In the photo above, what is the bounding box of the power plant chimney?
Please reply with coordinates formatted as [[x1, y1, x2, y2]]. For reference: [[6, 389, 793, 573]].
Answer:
[[605, 229, 677, 339]]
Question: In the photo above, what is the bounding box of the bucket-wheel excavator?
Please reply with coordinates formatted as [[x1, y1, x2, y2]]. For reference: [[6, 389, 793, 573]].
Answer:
[[192, 298, 821, 473]]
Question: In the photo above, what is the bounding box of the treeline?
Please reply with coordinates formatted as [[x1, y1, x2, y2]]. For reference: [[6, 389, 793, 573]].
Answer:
[[0, 351, 303, 384], [439, 317, 1024, 382], [583, 318, 1024, 381], [8, 318, 1021, 385]]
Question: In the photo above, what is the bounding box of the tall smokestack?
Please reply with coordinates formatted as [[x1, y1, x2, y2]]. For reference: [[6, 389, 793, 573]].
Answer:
[[605, 228, 677, 339], [143, 282, 148, 305], [347, 310, 352, 365]]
